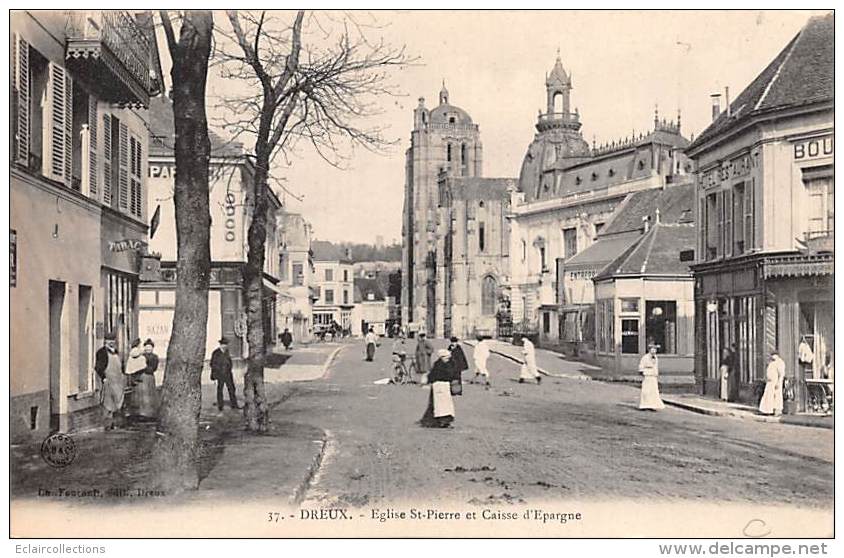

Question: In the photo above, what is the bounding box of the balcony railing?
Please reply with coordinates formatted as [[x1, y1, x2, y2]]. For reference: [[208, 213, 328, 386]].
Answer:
[[65, 11, 154, 107], [804, 229, 834, 253]]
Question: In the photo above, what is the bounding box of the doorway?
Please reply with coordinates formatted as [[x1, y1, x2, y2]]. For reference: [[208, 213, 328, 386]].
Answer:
[[48, 280, 66, 432]]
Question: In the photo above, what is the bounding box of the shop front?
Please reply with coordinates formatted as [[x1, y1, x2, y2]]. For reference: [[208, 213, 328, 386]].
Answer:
[[693, 252, 833, 413]]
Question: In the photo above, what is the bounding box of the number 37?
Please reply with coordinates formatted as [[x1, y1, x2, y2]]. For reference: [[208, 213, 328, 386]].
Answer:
[[267, 512, 281, 522]]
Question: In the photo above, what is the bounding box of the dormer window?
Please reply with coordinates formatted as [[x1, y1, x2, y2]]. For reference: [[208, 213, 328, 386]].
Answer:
[[449, 116, 456, 124], [575, 176, 581, 185], [591, 172, 598, 181], [608, 169, 615, 177]]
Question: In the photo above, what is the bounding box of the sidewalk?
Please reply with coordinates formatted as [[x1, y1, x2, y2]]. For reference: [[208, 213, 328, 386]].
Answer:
[[465, 340, 832, 430], [10, 344, 344, 507], [660, 393, 834, 429]]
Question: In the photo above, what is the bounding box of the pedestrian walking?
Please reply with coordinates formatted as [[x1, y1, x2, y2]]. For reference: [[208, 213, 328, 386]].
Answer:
[[281, 328, 293, 351], [365, 327, 378, 361], [419, 349, 457, 428], [759, 351, 785, 416], [415, 332, 434, 383], [211, 337, 240, 412], [448, 336, 468, 393], [471, 338, 492, 386], [94, 332, 124, 430], [638, 342, 665, 411], [518, 337, 541, 384]]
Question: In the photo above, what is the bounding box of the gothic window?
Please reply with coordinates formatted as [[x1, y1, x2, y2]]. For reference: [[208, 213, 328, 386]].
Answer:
[[608, 168, 615, 177], [447, 143, 452, 162], [591, 172, 598, 181], [481, 276, 497, 316], [479, 222, 486, 252], [575, 176, 582, 185]]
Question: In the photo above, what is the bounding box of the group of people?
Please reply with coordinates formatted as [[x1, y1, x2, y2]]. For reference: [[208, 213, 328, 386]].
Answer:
[[95, 334, 160, 430]]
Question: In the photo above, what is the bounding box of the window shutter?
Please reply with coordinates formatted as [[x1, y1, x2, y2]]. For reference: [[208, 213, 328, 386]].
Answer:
[[724, 188, 733, 257], [14, 34, 30, 166], [745, 178, 754, 250], [87, 96, 98, 199], [715, 190, 724, 258], [64, 70, 73, 188], [47, 63, 70, 185], [129, 134, 142, 217], [102, 114, 112, 205], [118, 121, 129, 210]]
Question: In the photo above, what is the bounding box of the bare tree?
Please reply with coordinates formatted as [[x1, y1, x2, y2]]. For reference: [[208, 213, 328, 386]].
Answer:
[[215, 10, 411, 431], [152, 10, 214, 491]]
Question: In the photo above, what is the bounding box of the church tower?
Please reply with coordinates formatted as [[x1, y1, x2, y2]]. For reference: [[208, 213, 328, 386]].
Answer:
[[401, 84, 482, 333]]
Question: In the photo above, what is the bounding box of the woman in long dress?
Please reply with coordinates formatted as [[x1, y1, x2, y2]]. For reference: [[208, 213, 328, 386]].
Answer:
[[134, 339, 159, 420], [638, 343, 665, 411], [125, 338, 147, 418], [419, 349, 456, 428], [759, 351, 785, 416], [518, 337, 542, 384]]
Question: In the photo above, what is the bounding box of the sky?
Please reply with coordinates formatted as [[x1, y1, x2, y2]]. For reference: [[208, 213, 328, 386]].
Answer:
[[159, 10, 825, 244]]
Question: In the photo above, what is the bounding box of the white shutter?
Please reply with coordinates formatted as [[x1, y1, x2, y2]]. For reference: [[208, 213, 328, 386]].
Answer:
[[102, 114, 112, 205], [129, 135, 142, 217], [118, 121, 129, 210], [47, 63, 70, 185], [64, 70, 73, 188], [14, 34, 30, 166], [88, 96, 98, 199]]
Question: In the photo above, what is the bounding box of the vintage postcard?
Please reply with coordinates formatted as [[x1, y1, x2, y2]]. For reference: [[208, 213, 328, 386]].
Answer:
[[8, 8, 834, 539]]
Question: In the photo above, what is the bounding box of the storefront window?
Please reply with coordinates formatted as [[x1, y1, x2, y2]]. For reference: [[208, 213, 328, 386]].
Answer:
[[646, 301, 677, 354], [621, 318, 639, 354]]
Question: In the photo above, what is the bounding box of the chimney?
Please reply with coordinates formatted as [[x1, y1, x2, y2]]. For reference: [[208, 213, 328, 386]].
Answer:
[[710, 93, 722, 121], [725, 86, 731, 117]]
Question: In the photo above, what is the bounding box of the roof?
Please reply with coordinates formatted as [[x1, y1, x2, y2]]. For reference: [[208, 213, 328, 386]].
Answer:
[[429, 103, 474, 125], [594, 223, 696, 281], [601, 182, 695, 235], [689, 13, 833, 151], [564, 231, 642, 269], [546, 55, 570, 86], [354, 277, 386, 303], [445, 177, 516, 200], [311, 240, 352, 263], [149, 95, 245, 158]]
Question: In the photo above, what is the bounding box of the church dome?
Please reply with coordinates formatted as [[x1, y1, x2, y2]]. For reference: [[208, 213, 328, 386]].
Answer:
[[519, 132, 591, 199], [429, 103, 474, 125]]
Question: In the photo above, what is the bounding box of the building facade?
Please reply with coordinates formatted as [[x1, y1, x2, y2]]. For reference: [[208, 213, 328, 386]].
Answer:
[[10, 10, 162, 440], [352, 277, 389, 336], [401, 84, 483, 335], [277, 210, 316, 344], [509, 55, 691, 347], [688, 14, 833, 413], [139, 96, 282, 365], [435, 176, 514, 339], [312, 250, 355, 334]]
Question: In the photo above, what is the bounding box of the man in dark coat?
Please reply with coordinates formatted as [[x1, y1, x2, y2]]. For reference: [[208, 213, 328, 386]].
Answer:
[[280, 328, 293, 351], [448, 336, 468, 393], [210, 337, 239, 412], [415, 332, 434, 382]]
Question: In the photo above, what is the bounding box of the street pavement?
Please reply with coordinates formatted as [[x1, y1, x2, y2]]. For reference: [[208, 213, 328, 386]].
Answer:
[[283, 340, 832, 513]]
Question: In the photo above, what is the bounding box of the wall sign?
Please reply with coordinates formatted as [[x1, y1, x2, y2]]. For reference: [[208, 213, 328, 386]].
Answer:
[[794, 135, 833, 161], [109, 238, 147, 252]]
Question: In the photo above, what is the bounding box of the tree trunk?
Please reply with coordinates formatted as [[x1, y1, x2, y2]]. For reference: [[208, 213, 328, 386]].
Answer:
[[243, 158, 269, 432], [152, 10, 213, 492]]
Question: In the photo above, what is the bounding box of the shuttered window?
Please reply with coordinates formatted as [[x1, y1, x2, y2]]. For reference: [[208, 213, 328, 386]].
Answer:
[[118, 120, 129, 210], [13, 34, 30, 166], [129, 135, 143, 218], [47, 63, 73, 186], [88, 96, 98, 199], [102, 113, 113, 206], [723, 188, 732, 257]]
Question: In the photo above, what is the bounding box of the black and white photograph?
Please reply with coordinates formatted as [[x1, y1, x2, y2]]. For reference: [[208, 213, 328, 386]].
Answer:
[[7, 7, 835, 541]]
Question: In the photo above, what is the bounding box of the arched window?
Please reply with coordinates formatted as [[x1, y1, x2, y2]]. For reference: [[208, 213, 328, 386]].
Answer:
[[553, 92, 564, 113], [482, 276, 497, 315]]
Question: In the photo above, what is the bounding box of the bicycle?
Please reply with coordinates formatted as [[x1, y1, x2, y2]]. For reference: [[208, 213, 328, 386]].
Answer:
[[392, 352, 416, 384]]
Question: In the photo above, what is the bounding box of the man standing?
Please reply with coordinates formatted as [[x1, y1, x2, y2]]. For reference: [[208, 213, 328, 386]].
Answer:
[[94, 332, 124, 430], [211, 337, 239, 412], [365, 327, 378, 361], [472, 338, 492, 386], [448, 336, 469, 391], [415, 332, 434, 383], [280, 328, 293, 351], [518, 337, 542, 384]]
